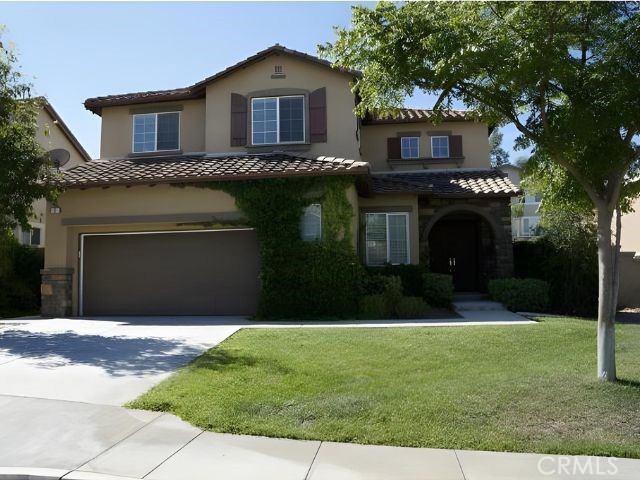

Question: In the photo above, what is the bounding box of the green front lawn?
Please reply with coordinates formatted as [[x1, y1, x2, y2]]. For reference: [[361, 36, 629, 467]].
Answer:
[[128, 318, 640, 458]]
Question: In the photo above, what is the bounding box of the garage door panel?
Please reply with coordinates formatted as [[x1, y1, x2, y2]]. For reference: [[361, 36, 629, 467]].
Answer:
[[82, 230, 260, 316]]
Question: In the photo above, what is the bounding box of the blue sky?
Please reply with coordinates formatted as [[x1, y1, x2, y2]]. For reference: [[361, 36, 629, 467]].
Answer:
[[2, 1, 527, 161]]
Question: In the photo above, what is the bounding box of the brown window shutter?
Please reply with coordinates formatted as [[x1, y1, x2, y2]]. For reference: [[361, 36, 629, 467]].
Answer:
[[230, 93, 247, 147], [449, 135, 463, 157], [387, 137, 401, 160], [309, 87, 327, 143]]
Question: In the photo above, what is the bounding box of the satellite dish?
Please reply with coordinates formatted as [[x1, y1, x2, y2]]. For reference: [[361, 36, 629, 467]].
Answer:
[[49, 148, 70, 168]]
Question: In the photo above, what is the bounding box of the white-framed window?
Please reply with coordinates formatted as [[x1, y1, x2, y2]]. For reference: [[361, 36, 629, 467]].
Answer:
[[521, 216, 540, 237], [251, 95, 305, 145], [300, 204, 322, 241], [365, 212, 409, 266], [400, 137, 419, 159], [20, 225, 42, 247], [132, 112, 180, 153], [431, 136, 449, 158]]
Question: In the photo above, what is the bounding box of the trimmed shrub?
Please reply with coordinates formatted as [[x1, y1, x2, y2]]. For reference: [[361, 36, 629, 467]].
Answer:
[[395, 296, 431, 319], [488, 278, 550, 312], [423, 273, 454, 308], [0, 231, 42, 317], [513, 239, 597, 316], [365, 275, 403, 316], [359, 295, 388, 319], [365, 264, 427, 296]]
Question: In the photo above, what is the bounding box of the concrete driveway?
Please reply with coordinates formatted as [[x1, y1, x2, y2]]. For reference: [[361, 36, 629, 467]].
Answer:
[[0, 317, 245, 405]]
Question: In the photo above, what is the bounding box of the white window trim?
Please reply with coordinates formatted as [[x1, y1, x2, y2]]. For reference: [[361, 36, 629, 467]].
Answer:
[[132, 111, 181, 153], [251, 95, 306, 146], [19, 222, 44, 247], [301, 203, 322, 241], [365, 212, 410, 266], [400, 136, 420, 159], [431, 135, 449, 158], [520, 216, 539, 237]]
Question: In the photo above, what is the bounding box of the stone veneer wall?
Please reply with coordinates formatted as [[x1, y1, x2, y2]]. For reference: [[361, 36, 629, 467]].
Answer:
[[418, 197, 514, 280], [41, 267, 74, 317]]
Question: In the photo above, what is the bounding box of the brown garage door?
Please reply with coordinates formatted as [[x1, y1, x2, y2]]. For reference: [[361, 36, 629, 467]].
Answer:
[[81, 229, 260, 316]]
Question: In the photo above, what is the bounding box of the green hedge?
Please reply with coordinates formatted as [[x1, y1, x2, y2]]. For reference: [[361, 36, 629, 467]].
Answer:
[[364, 264, 427, 296], [488, 278, 550, 312], [423, 273, 454, 308], [513, 239, 597, 316], [0, 231, 43, 317], [360, 276, 430, 319]]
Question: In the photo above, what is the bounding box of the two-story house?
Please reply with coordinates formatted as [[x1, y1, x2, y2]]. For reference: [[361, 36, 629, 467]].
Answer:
[[41, 45, 518, 317], [501, 164, 542, 241], [13, 99, 90, 248]]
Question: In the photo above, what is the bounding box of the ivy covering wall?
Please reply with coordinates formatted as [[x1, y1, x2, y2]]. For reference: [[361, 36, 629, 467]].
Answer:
[[194, 176, 363, 319]]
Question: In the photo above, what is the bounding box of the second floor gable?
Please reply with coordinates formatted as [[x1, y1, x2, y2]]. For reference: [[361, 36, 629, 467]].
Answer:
[[85, 45, 492, 171]]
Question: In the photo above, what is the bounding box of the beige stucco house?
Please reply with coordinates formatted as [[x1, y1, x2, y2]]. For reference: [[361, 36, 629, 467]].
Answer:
[[14, 100, 90, 247], [619, 198, 640, 307], [501, 164, 542, 241], [41, 45, 518, 317]]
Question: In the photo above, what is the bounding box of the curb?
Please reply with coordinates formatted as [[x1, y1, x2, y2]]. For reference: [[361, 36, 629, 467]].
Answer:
[[0, 468, 69, 480], [63, 471, 142, 480], [0, 468, 143, 480]]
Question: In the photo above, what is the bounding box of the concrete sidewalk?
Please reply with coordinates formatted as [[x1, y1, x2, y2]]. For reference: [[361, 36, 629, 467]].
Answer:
[[0, 395, 638, 480]]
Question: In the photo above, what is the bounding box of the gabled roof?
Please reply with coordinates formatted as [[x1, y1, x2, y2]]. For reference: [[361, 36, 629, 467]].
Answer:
[[61, 153, 369, 189], [369, 170, 520, 198], [41, 99, 91, 162], [84, 45, 362, 115]]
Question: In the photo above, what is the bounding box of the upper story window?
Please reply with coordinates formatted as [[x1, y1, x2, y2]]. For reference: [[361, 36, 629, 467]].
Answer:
[[133, 112, 180, 153], [400, 137, 419, 159], [251, 96, 304, 145], [300, 204, 322, 241], [431, 136, 449, 158]]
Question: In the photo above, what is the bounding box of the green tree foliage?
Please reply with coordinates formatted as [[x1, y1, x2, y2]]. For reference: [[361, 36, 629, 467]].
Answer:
[[489, 128, 510, 168], [0, 229, 43, 317], [0, 28, 60, 231], [322, 1, 640, 381]]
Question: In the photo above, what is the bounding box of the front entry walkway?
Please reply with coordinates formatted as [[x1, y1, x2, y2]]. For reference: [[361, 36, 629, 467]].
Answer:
[[0, 395, 637, 480]]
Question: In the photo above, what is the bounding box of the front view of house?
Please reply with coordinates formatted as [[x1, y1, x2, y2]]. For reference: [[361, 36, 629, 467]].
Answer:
[[41, 45, 518, 317]]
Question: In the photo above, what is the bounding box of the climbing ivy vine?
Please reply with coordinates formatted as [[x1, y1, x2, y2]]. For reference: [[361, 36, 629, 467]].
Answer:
[[192, 176, 363, 318]]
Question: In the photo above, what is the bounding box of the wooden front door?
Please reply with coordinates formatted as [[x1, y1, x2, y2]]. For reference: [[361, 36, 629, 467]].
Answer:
[[429, 219, 479, 292]]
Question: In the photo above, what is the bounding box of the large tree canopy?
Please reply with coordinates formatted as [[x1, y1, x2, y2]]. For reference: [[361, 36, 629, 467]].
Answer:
[[322, 1, 640, 381], [489, 128, 510, 168], [0, 29, 59, 232]]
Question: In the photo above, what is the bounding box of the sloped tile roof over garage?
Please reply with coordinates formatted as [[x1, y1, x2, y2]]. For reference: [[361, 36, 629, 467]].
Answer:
[[61, 153, 369, 188], [370, 170, 520, 198]]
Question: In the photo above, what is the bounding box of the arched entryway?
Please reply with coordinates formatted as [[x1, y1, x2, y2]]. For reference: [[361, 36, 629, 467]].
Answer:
[[425, 206, 502, 292]]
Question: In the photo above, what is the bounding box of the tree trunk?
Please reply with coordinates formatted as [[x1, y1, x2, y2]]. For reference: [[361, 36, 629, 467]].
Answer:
[[596, 206, 617, 381]]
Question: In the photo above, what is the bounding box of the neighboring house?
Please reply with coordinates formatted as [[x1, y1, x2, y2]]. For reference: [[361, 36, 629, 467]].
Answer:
[[13, 100, 90, 247], [500, 164, 541, 241], [41, 45, 518, 317], [619, 198, 640, 307]]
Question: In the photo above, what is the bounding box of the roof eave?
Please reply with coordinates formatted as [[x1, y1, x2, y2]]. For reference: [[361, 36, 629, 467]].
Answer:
[[63, 165, 369, 189], [83, 45, 361, 115], [42, 100, 92, 162]]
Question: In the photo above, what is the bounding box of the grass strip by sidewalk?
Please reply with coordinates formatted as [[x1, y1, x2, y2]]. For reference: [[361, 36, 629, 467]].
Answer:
[[129, 318, 640, 458]]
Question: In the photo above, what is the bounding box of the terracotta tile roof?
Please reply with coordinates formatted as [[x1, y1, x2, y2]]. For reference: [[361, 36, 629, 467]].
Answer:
[[84, 45, 361, 115], [371, 170, 520, 197], [363, 108, 475, 125], [62, 153, 369, 188]]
